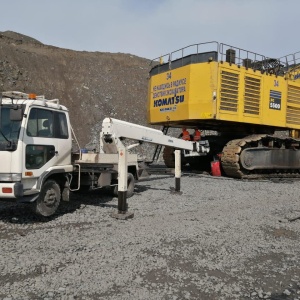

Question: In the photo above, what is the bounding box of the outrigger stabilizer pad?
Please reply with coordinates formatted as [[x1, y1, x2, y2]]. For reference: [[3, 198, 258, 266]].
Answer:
[[111, 210, 134, 220], [110, 191, 134, 220]]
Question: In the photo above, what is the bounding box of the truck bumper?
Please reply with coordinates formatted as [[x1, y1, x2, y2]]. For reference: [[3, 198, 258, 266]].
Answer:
[[0, 182, 23, 199]]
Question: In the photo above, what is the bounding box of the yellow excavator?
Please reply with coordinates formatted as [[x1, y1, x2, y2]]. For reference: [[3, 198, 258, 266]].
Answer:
[[147, 42, 300, 178]]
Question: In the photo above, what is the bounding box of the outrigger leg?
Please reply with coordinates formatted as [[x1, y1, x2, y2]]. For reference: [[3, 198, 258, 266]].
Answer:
[[111, 146, 134, 220]]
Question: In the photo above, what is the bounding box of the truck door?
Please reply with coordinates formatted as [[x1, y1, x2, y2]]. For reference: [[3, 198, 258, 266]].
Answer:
[[22, 107, 71, 189], [52, 110, 71, 166]]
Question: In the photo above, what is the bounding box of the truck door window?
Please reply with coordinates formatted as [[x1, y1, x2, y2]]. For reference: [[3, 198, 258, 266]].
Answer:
[[26, 145, 55, 169], [27, 108, 68, 139], [27, 108, 53, 138]]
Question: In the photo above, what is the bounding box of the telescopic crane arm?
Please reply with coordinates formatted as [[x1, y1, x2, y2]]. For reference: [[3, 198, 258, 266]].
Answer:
[[100, 117, 209, 155]]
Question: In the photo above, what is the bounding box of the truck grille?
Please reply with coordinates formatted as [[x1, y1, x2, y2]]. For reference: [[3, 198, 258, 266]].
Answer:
[[220, 71, 239, 112], [287, 85, 300, 125], [244, 76, 261, 115]]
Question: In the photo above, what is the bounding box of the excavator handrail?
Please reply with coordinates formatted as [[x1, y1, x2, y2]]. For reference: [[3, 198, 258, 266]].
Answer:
[[279, 51, 300, 73], [149, 41, 219, 67], [219, 43, 288, 75], [149, 41, 299, 77], [219, 42, 267, 66]]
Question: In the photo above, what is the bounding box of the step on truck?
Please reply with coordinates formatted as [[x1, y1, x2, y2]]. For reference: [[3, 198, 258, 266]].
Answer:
[[0, 91, 209, 217]]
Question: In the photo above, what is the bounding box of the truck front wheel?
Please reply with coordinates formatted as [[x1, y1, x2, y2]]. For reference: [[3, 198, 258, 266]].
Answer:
[[33, 180, 61, 217]]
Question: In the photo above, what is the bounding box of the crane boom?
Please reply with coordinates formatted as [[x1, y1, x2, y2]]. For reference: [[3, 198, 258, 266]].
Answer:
[[100, 117, 209, 156]]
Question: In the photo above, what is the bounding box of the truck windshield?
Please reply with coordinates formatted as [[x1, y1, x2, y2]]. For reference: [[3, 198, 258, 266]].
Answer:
[[0, 106, 22, 151]]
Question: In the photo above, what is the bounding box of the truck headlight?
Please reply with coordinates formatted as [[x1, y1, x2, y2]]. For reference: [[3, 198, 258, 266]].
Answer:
[[0, 173, 22, 182]]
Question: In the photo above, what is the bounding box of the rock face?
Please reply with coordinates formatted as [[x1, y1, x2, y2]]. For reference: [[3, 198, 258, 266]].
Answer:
[[0, 31, 151, 147]]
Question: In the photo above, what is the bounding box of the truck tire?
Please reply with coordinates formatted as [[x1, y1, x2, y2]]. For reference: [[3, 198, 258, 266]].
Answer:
[[163, 146, 188, 168], [162, 146, 175, 167], [112, 173, 135, 198], [126, 173, 135, 198], [33, 180, 61, 217]]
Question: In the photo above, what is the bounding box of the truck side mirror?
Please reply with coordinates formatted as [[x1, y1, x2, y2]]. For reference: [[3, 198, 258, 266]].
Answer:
[[10, 106, 23, 121]]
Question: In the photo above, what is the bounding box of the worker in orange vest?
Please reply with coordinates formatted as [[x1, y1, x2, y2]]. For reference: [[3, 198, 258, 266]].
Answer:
[[181, 127, 191, 141], [193, 128, 201, 141]]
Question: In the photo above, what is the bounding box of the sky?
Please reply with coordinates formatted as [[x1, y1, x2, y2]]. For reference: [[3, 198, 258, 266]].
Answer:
[[0, 0, 299, 60]]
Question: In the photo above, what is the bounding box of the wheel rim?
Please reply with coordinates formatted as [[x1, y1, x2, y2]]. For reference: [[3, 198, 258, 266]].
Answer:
[[44, 188, 58, 207]]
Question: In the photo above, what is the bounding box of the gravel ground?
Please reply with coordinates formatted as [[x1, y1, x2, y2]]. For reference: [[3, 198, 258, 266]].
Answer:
[[1, 173, 300, 300]]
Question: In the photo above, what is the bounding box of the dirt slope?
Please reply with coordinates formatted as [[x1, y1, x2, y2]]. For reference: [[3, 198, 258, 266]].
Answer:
[[0, 31, 151, 147]]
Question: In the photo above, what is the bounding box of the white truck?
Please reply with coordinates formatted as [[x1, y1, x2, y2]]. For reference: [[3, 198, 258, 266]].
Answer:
[[0, 91, 209, 217]]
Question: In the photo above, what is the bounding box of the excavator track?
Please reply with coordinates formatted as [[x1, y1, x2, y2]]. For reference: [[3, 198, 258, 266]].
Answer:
[[221, 134, 300, 179]]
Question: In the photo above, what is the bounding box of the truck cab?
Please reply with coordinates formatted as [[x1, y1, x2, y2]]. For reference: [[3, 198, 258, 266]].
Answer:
[[0, 91, 73, 216]]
